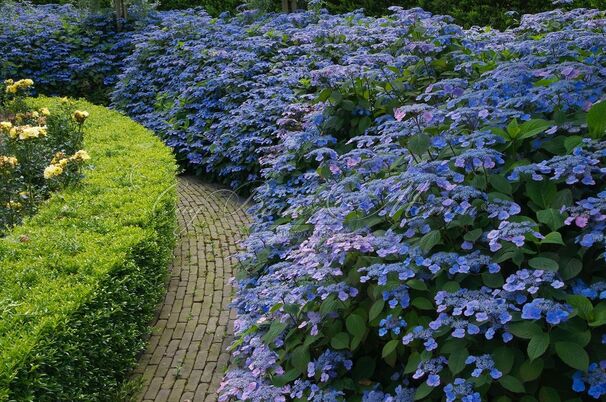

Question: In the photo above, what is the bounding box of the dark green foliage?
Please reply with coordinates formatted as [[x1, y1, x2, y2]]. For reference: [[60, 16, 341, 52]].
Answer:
[[156, 0, 241, 15], [15, 0, 606, 26], [322, 0, 606, 28], [0, 97, 178, 400]]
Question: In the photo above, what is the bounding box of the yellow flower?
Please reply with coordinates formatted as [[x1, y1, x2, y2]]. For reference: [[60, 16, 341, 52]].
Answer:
[[17, 125, 47, 140], [0, 156, 18, 170], [6, 201, 22, 210], [44, 164, 63, 179], [39, 107, 51, 116], [58, 158, 69, 168], [19, 79, 34, 88], [73, 110, 90, 124], [8, 127, 18, 139], [0, 121, 12, 133], [4, 78, 33, 94], [51, 151, 66, 165], [71, 150, 91, 162]]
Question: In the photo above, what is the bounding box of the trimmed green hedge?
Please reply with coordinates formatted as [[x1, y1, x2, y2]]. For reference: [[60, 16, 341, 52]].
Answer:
[[0, 97, 178, 400]]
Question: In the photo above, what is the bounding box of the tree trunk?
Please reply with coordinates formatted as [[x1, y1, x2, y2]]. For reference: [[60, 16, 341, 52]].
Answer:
[[114, 0, 127, 31], [282, 0, 297, 12]]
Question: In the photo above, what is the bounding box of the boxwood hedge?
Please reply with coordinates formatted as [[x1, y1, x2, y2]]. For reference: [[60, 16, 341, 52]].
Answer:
[[0, 97, 178, 400]]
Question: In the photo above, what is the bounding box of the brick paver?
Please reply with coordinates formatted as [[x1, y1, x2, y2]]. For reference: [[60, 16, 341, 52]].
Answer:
[[135, 176, 250, 402]]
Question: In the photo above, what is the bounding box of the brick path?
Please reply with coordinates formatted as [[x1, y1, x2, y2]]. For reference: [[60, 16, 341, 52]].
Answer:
[[134, 176, 250, 402]]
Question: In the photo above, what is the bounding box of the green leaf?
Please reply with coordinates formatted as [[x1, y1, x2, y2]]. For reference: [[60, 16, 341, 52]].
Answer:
[[590, 302, 606, 327], [528, 332, 550, 360], [518, 119, 551, 140], [560, 258, 582, 280], [330, 332, 350, 350], [499, 375, 525, 393], [508, 321, 542, 339], [489, 175, 512, 194], [320, 297, 339, 315], [404, 352, 421, 374], [528, 257, 559, 272], [567, 295, 594, 320], [588, 101, 606, 139], [482, 272, 504, 288], [463, 228, 483, 242], [414, 382, 434, 400], [272, 368, 301, 387], [407, 279, 428, 291], [519, 358, 544, 382], [564, 136, 583, 153], [262, 321, 288, 344], [408, 133, 431, 156], [539, 387, 561, 402], [369, 299, 385, 322], [382, 340, 399, 358], [541, 232, 565, 246], [412, 297, 434, 310], [419, 230, 442, 253], [551, 189, 573, 209], [493, 346, 515, 374], [537, 209, 565, 231], [506, 119, 521, 139], [351, 334, 363, 351], [555, 342, 589, 371], [346, 314, 366, 338], [526, 181, 557, 209], [448, 347, 468, 375], [291, 345, 310, 373]]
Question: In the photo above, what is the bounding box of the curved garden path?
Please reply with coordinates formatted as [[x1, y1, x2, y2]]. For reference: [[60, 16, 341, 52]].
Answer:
[[134, 176, 250, 402]]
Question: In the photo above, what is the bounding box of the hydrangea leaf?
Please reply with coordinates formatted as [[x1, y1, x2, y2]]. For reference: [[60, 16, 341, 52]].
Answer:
[[555, 342, 589, 371], [499, 375, 526, 393], [587, 101, 606, 139], [527, 332, 550, 360]]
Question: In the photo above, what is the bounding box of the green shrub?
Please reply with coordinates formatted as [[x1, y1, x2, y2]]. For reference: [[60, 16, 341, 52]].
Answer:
[[156, 0, 241, 15], [0, 97, 178, 400], [322, 0, 606, 28]]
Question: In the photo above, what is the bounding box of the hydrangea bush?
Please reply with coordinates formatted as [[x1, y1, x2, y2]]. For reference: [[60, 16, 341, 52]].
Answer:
[[213, 7, 606, 402], [0, 2, 136, 104], [0, 79, 90, 235]]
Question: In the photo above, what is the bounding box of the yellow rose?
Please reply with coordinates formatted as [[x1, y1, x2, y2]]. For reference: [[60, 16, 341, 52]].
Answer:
[[73, 110, 90, 124], [40, 107, 51, 116], [44, 164, 63, 179], [0, 156, 18, 170], [6, 201, 22, 210], [18, 126, 46, 140], [51, 151, 66, 165], [71, 150, 91, 162], [0, 121, 12, 133], [8, 127, 18, 139]]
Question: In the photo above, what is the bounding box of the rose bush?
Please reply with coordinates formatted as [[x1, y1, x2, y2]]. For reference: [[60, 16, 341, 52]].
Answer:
[[0, 79, 90, 235]]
